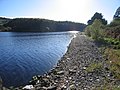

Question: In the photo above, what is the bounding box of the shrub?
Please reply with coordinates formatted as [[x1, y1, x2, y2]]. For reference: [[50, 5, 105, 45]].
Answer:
[[84, 19, 105, 40]]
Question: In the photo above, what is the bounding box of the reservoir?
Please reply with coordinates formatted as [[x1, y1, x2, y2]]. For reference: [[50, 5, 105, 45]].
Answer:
[[0, 31, 78, 87]]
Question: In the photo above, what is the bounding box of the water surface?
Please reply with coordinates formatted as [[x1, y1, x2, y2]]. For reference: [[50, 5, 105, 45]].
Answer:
[[0, 31, 78, 87]]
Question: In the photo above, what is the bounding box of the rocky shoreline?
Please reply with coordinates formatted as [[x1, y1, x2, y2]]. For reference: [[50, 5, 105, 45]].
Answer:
[[2, 33, 118, 90]]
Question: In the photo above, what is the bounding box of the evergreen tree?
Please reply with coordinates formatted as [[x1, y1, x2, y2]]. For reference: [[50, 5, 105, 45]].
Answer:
[[87, 12, 107, 25]]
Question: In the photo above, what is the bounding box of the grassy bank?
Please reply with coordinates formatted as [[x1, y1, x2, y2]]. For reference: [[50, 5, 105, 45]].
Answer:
[[84, 17, 120, 89]]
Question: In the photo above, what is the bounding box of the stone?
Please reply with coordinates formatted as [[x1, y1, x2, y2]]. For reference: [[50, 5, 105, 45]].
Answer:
[[36, 86, 47, 90], [67, 84, 76, 90], [57, 71, 64, 75], [67, 58, 70, 60], [69, 77, 72, 80], [83, 67, 86, 70], [47, 85, 57, 90], [69, 69, 76, 74], [96, 79, 100, 82], [29, 80, 36, 85], [61, 84, 67, 89], [41, 78, 50, 87], [32, 76, 38, 81], [22, 85, 34, 90]]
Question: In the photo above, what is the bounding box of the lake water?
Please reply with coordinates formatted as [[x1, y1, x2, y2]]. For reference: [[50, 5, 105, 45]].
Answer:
[[0, 31, 78, 87]]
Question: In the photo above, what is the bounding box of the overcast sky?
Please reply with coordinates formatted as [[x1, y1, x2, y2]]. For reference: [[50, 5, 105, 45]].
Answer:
[[0, 0, 120, 24]]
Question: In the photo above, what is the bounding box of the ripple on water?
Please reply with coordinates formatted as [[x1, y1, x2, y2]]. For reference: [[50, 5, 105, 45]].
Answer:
[[0, 31, 78, 87]]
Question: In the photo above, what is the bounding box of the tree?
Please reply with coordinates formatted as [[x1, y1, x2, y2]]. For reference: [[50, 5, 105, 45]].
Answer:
[[84, 25, 92, 37], [91, 19, 104, 40], [85, 19, 104, 40], [87, 12, 107, 25]]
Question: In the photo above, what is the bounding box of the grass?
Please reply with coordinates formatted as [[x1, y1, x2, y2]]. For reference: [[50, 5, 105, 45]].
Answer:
[[91, 48, 120, 90], [86, 36, 120, 89], [86, 62, 103, 72], [104, 48, 120, 79], [95, 84, 120, 90], [103, 38, 120, 49]]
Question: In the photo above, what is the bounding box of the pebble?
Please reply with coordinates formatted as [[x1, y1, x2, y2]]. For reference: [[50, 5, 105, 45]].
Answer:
[[22, 85, 34, 90], [47, 85, 57, 90], [57, 71, 64, 75], [83, 67, 86, 70]]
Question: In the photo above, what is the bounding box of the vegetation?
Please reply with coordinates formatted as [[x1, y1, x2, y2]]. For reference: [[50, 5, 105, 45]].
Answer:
[[104, 48, 120, 79], [86, 62, 102, 72], [87, 12, 107, 25], [85, 11, 120, 89], [0, 17, 11, 31], [85, 13, 120, 41], [0, 18, 86, 32], [0, 17, 11, 25], [105, 19, 120, 40], [85, 19, 105, 40]]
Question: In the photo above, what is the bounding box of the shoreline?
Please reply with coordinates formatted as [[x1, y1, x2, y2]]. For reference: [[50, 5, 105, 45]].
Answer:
[[2, 33, 116, 90], [21, 33, 108, 90]]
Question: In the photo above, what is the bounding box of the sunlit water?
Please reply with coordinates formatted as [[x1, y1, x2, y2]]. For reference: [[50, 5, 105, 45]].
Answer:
[[0, 31, 78, 87]]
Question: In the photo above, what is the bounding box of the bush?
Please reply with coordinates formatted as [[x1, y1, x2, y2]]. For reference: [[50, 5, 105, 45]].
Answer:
[[84, 19, 105, 40]]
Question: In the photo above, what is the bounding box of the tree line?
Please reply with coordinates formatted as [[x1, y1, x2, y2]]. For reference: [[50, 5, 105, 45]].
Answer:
[[2, 18, 86, 32]]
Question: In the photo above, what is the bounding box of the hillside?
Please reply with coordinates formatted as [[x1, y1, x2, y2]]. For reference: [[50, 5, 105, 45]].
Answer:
[[0, 17, 11, 31], [2, 18, 86, 32], [0, 17, 11, 25]]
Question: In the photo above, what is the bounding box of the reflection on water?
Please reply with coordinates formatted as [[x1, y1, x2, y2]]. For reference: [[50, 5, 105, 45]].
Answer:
[[0, 31, 78, 87]]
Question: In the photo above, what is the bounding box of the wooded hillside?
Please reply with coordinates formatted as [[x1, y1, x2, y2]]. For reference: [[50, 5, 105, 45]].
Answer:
[[2, 18, 86, 32]]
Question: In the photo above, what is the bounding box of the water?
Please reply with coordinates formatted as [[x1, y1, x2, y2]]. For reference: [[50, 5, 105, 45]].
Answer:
[[0, 31, 78, 87]]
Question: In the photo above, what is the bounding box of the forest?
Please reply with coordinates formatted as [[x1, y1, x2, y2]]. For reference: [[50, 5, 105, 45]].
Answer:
[[0, 17, 86, 32]]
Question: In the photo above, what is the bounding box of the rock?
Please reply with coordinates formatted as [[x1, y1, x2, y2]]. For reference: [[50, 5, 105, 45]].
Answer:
[[22, 85, 34, 90], [35, 86, 47, 90], [40, 78, 50, 87], [29, 80, 36, 85], [69, 77, 72, 80], [69, 69, 76, 74], [47, 85, 57, 90], [83, 67, 86, 70], [96, 79, 100, 82], [37, 75, 42, 80], [66, 80, 69, 83], [32, 76, 38, 81], [57, 71, 64, 75], [3, 87, 10, 90], [107, 73, 113, 77], [61, 85, 67, 89], [67, 84, 76, 90], [110, 61, 112, 63], [67, 58, 70, 60]]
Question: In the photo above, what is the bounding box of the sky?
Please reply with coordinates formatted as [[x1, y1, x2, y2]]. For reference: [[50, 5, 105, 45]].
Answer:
[[0, 0, 120, 24]]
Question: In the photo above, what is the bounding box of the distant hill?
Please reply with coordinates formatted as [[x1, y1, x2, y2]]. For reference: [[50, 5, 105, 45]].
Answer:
[[3, 18, 86, 32], [0, 17, 11, 25], [0, 17, 11, 31]]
